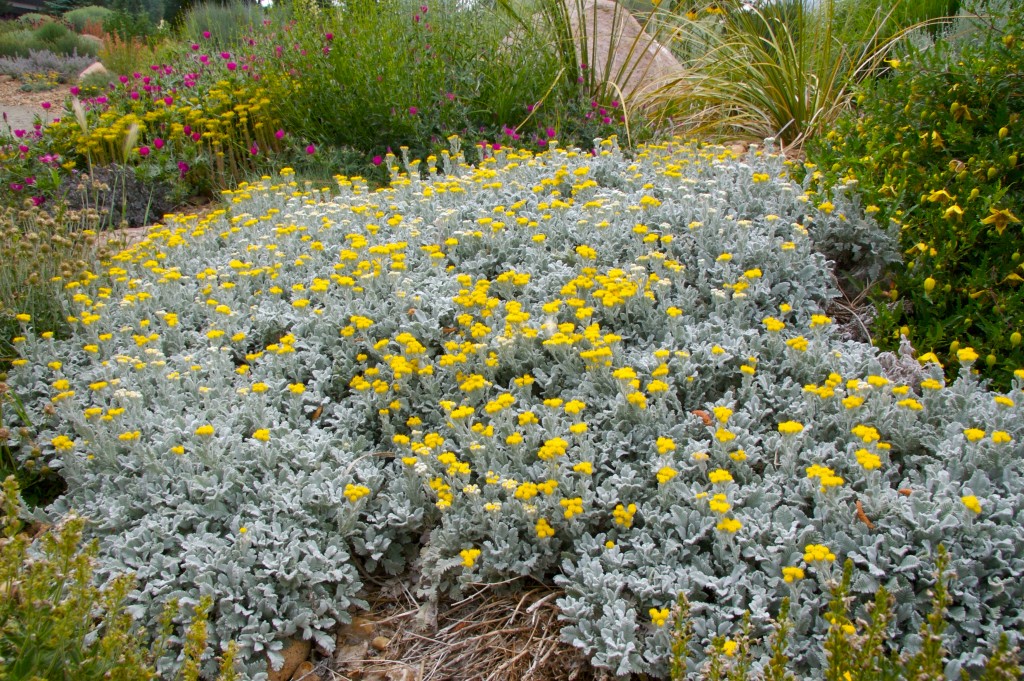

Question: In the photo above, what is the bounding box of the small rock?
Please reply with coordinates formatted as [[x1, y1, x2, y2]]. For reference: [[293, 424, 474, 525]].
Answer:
[[268, 638, 311, 681], [78, 62, 109, 82], [370, 635, 391, 651], [289, 660, 319, 681]]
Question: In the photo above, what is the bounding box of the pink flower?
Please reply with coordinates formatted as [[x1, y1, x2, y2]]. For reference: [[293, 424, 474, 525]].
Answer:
[[325, 32, 333, 40], [9, 183, 22, 191], [130, 91, 140, 100], [420, 4, 428, 11], [250, 142, 259, 155], [192, 132, 201, 142], [227, 62, 237, 71], [203, 31, 211, 38], [275, 129, 285, 139], [164, 96, 173, 106], [199, 55, 209, 64], [138, 146, 150, 157], [70, 86, 79, 95], [31, 195, 44, 206], [220, 52, 231, 59], [13, 130, 24, 138], [119, 75, 129, 84], [372, 155, 382, 166], [154, 138, 165, 149], [306, 144, 316, 155], [409, 106, 418, 115], [191, 43, 199, 50], [40, 102, 51, 110], [178, 161, 189, 177], [183, 125, 191, 135], [546, 127, 556, 138]]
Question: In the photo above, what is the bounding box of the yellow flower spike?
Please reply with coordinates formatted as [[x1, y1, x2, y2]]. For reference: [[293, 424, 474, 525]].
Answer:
[[656, 466, 677, 484]]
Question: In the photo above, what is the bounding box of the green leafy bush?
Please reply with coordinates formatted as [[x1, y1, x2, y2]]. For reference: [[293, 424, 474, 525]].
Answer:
[[805, 3, 1024, 387], [63, 6, 114, 33], [0, 475, 241, 680]]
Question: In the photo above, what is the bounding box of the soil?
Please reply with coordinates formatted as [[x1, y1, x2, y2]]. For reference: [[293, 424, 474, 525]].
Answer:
[[0, 75, 75, 133]]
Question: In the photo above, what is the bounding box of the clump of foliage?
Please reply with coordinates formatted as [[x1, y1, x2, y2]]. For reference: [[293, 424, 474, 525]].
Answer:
[[0, 474, 242, 680], [0, 48, 96, 83], [63, 6, 114, 33], [5, 137, 1023, 677], [805, 2, 1024, 387]]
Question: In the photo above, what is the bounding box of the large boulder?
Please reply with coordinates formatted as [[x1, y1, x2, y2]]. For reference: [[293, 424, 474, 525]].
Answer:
[[562, 0, 682, 104]]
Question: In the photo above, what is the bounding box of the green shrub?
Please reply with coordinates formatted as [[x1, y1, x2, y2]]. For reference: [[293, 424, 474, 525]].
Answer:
[[31, 19, 72, 44], [0, 475, 242, 680], [63, 6, 114, 33], [50, 32, 99, 57], [804, 3, 1024, 388], [0, 31, 39, 58]]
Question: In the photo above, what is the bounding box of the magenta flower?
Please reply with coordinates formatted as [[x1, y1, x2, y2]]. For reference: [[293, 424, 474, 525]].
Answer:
[[546, 127, 556, 138], [130, 91, 140, 100], [306, 144, 316, 155], [250, 142, 259, 155], [372, 155, 382, 166], [13, 130, 24, 138], [409, 106, 418, 115], [164, 96, 173, 106], [10, 183, 22, 191], [325, 32, 333, 40], [138, 146, 150, 157], [31, 195, 44, 206], [199, 55, 209, 64], [178, 161, 189, 177], [220, 52, 231, 59], [40, 102, 51, 110], [70, 86, 79, 95], [275, 129, 285, 139], [227, 62, 237, 71], [154, 138, 165, 150], [120, 75, 129, 84], [203, 31, 211, 38], [191, 43, 199, 50]]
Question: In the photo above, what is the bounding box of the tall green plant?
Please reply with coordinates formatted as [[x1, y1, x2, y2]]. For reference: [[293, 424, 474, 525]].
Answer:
[[644, 0, 934, 148]]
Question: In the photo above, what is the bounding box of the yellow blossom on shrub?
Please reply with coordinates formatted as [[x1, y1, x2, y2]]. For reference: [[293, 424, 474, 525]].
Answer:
[[961, 495, 982, 514], [195, 425, 215, 437], [535, 518, 555, 538], [782, 566, 805, 582], [343, 484, 370, 503], [649, 607, 670, 627], [778, 421, 804, 435], [803, 544, 836, 563], [716, 518, 742, 533], [460, 548, 481, 568], [657, 466, 677, 484], [709, 468, 733, 484], [963, 428, 986, 442], [613, 503, 637, 528]]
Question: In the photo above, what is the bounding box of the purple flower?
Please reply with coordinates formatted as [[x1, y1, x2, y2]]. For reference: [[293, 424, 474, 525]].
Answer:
[[220, 52, 231, 59], [372, 155, 382, 166], [120, 75, 129, 84], [164, 96, 174, 106], [546, 127, 556, 138], [409, 106, 418, 115], [154, 138, 165, 150], [227, 62, 237, 71], [130, 91, 140, 100], [138, 146, 150, 157], [178, 161, 189, 177], [199, 55, 209, 64], [70, 86, 79, 95], [203, 31, 211, 39], [275, 129, 285, 140], [191, 43, 199, 50], [31, 195, 44, 206], [191, 132, 201, 142], [10, 183, 22, 191], [13, 130, 24, 138], [40, 102, 51, 110], [325, 32, 333, 40], [250, 142, 259, 155], [306, 144, 316, 155]]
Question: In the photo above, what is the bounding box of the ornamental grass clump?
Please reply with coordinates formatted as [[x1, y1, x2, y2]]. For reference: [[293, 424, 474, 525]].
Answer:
[[4, 136, 1024, 677]]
